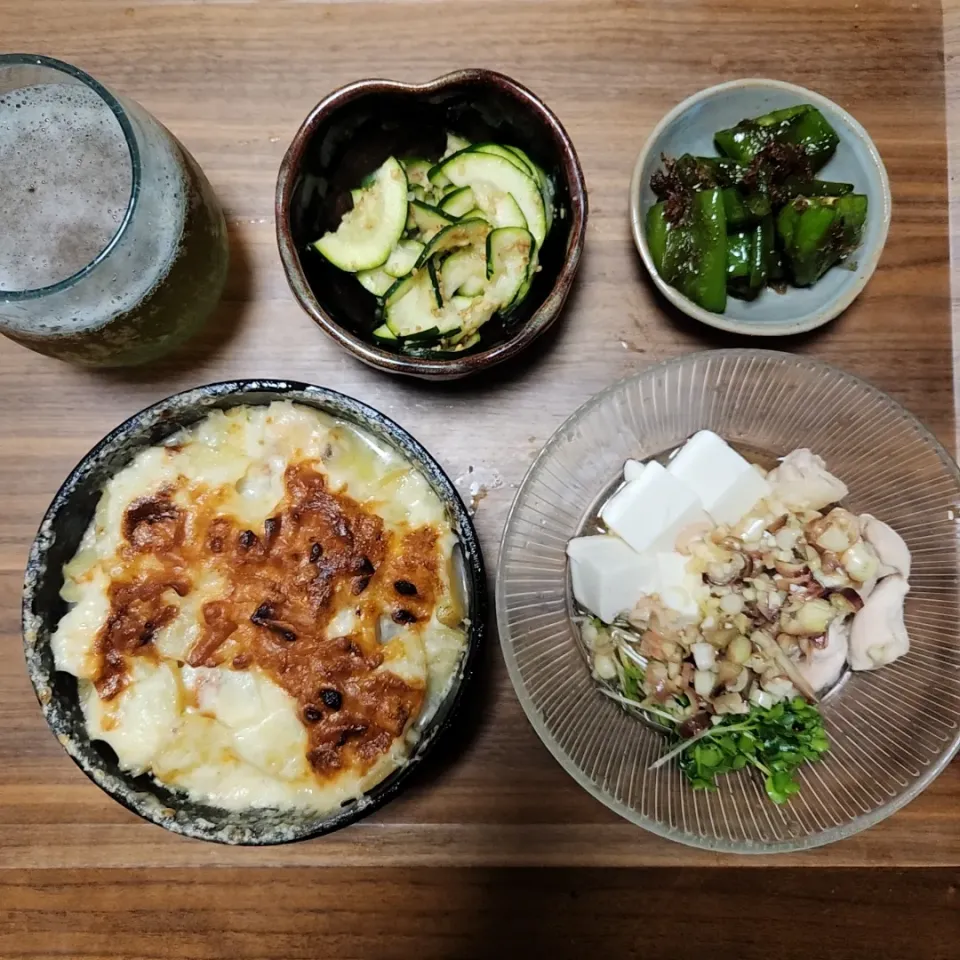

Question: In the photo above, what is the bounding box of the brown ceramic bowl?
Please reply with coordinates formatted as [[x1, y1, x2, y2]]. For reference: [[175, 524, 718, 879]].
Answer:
[[276, 69, 587, 380]]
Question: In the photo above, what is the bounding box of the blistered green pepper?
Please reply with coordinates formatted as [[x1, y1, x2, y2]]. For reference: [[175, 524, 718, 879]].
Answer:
[[777, 194, 868, 286], [727, 231, 752, 280], [660, 188, 728, 312], [646, 202, 671, 272], [653, 154, 744, 195], [749, 216, 771, 292], [759, 213, 782, 283], [722, 188, 772, 230], [715, 105, 839, 171], [728, 218, 771, 301], [780, 177, 854, 200]]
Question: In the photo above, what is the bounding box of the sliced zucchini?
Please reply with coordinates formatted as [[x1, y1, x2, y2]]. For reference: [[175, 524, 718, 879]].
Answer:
[[439, 186, 476, 218], [539, 172, 556, 235], [401, 158, 433, 190], [505, 249, 537, 313], [440, 246, 487, 299], [460, 207, 488, 222], [383, 239, 424, 278], [472, 183, 527, 230], [502, 145, 554, 233], [408, 200, 454, 240], [500, 145, 537, 176], [428, 165, 451, 190], [443, 132, 471, 159], [313, 157, 408, 272], [450, 294, 498, 338], [384, 269, 420, 308], [426, 259, 443, 309], [372, 323, 398, 345], [438, 152, 546, 247], [416, 218, 491, 268], [471, 142, 532, 174], [486, 226, 534, 306], [384, 269, 444, 340], [401, 329, 481, 358], [450, 331, 482, 351], [356, 267, 394, 297]]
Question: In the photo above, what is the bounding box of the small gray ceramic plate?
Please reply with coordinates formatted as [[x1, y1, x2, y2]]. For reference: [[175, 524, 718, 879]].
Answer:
[[630, 79, 892, 337], [22, 380, 486, 844]]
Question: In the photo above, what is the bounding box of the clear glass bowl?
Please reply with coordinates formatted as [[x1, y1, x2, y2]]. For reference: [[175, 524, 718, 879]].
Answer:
[[497, 349, 960, 853]]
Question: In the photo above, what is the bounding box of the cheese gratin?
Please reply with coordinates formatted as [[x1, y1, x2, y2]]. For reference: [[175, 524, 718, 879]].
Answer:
[[51, 402, 467, 813]]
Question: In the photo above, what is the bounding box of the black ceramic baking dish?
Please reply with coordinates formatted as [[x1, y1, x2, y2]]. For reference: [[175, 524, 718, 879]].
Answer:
[[22, 380, 486, 844]]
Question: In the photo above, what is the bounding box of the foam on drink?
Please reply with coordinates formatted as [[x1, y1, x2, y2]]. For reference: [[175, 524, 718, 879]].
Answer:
[[0, 65, 227, 366], [0, 83, 132, 291]]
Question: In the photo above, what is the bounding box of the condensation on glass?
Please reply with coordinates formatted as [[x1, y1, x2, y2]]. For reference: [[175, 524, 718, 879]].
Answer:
[[0, 54, 228, 367]]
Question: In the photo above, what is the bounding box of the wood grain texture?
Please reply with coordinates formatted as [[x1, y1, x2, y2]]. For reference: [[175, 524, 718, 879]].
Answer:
[[1, 867, 958, 960], [0, 0, 957, 940]]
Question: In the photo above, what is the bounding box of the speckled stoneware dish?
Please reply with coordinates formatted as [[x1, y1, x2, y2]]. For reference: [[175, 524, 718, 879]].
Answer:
[[22, 380, 486, 845], [630, 79, 892, 337], [276, 68, 587, 380]]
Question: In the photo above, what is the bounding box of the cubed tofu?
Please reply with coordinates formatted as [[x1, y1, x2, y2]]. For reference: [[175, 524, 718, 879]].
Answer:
[[666, 430, 770, 526], [567, 535, 657, 623], [655, 552, 707, 619], [623, 459, 646, 482], [709, 465, 772, 527], [600, 460, 709, 554]]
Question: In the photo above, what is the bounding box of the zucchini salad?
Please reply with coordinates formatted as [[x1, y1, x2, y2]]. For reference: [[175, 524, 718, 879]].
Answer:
[[312, 132, 555, 357], [567, 431, 913, 805]]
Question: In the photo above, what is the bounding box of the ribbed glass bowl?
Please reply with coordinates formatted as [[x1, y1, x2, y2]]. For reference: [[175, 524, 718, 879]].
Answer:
[[497, 349, 960, 853]]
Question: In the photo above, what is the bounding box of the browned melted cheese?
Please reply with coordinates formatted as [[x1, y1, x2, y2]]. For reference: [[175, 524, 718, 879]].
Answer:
[[92, 461, 439, 781]]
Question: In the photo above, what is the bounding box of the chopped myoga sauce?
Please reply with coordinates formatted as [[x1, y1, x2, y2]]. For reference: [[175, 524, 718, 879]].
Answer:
[[93, 462, 442, 779]]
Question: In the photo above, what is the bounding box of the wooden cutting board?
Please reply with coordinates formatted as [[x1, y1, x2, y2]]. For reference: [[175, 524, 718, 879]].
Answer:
[[1, 1, 957, 956]]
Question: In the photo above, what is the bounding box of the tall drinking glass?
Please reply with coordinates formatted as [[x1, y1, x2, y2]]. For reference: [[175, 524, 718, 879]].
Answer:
[[0, 54, 229, 367]]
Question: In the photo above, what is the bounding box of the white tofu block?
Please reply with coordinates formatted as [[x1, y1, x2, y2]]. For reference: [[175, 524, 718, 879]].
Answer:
[[601, 460, 709, 554], [667, 430, 770, 526], [655, 552, 706, 619], [567, 535, 657, 623], [623, 459, 646, 482], [709, 466, 772, 526]]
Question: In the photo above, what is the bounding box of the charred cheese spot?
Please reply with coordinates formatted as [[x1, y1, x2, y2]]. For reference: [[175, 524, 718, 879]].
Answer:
[[51, 402, 467, 814]]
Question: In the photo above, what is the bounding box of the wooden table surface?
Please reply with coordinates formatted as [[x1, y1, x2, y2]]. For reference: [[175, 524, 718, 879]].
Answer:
[[2, 1, 959, 956]]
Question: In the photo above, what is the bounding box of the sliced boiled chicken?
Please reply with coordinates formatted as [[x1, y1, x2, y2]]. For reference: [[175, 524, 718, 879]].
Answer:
[[848, 574, 911, 671], [768, 448, 848, 512]]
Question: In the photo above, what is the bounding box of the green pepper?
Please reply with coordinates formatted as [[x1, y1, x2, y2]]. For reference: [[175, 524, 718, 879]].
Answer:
[[728, 218, 769, 301], [727, 231, 752, 279], [758, 213, 781, 283], [749, 216, 772, 292], [721, 188, 771, 230], [780, 108, 840, 170], [646, 202, 671, 272], [715, 105, 806, 164], [715, 105, 839, 170], [780, 177, 854, 200], [668, 154, 743, 191], [722, 189, 750, 230], [661, 188, 728, 312], [777, 194, 868, 286]]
